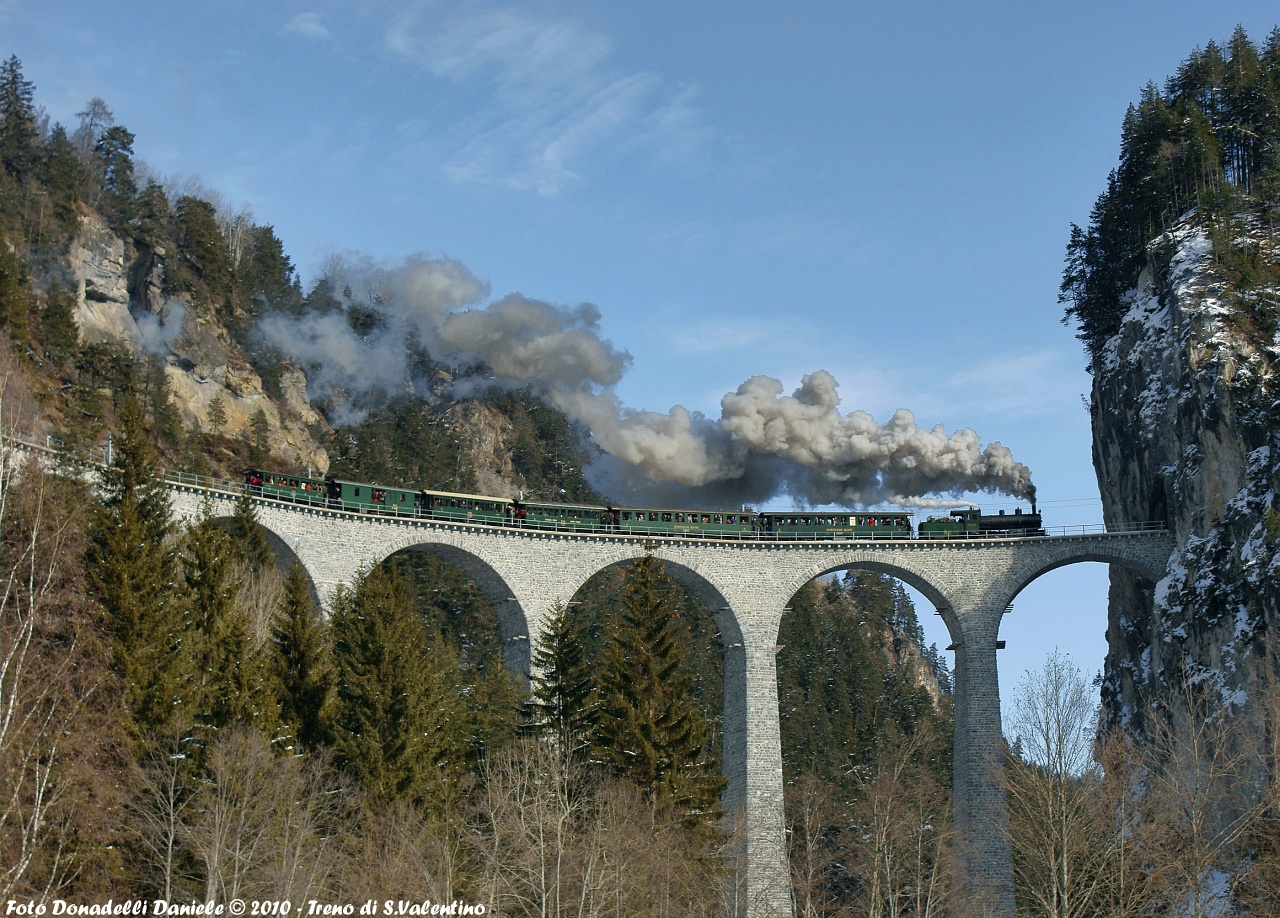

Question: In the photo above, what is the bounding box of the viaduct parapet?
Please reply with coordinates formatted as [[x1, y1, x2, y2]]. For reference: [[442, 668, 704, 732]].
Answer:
[[6, 439, 1175, 918]]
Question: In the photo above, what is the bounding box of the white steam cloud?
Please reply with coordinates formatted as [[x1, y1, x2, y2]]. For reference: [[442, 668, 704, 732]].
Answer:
[[259, 254, 1034, 507]]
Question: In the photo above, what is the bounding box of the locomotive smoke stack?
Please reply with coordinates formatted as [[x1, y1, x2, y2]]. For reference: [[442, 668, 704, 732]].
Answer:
[[258, 254, 1035, 506]]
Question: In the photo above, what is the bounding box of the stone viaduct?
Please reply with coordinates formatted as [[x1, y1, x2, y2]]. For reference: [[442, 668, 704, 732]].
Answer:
[[3, 438, 1174, 917], [161, 480, 1173, 918]]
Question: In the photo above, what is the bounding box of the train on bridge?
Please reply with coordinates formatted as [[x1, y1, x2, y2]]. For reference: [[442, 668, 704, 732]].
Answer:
[[242, 468, 1044, 541]]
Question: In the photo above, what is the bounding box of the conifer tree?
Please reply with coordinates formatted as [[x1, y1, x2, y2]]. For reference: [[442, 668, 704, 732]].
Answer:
[[527, 600, 597, 758], [227, 486, 273, 572], [596, 554, 725, 830], [0, 55, 38, 180], [183, 513, 280, 742], [39, 282, 79, 363], [329, 565, 467, 809], [0, 246, 30, 339], [40, 124, 87, 230], [89, 394, 194, 737], [133, 180, 171, 248], [248, 407, 270, 465], [93, 125, 137, 229], [271, 561, 333, 751]]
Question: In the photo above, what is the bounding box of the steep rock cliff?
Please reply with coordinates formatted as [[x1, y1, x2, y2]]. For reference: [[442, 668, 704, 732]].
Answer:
[[63, 213, 330, 472], [1093, 217, 1280, 731]]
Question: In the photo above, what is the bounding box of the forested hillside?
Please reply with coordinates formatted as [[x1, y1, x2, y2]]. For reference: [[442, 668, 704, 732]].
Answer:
[[1060, 26, 1280, 366], [0, 53, 955, 913]]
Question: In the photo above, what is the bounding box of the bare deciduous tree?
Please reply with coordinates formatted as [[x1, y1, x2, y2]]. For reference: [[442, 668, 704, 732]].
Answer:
[[851, 728, 952, 918], [1004, 651, 1114, 918], [255, 749, 353, 903], [1136, 672, 1267, 918], [785, 773, 849, 918], [233, 559, 284, 649], [129, 725, 198, 899], [340, 799, 464, 904], [1, 380, 115, 899], [472, 737, 725, 917], [188, 729, 281, 902]]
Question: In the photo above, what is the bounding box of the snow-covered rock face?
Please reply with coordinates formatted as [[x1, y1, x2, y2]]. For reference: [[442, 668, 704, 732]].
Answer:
[[1094, 218, 1280, 733]]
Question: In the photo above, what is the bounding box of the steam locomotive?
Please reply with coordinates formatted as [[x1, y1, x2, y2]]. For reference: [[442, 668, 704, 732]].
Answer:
[[242, 469, 1043, 541]]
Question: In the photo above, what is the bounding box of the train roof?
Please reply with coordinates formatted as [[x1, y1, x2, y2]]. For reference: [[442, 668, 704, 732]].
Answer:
[[244, 468, 328, 485], [619, 505, 756, 515], [520, 499, 608, 511], [330, 477, 418, 493], [422, 488, 514, 505], [758, 509, 909, 517]]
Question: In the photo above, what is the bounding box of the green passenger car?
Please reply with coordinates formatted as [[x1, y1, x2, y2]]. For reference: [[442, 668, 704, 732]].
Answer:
[[617, 507, 756, 538], [244, 469, 330, 505], [420, 490, 514, 524], [330, 479, 419, 514], [517, 501, 608, 531], [758, 512, 912, 540]]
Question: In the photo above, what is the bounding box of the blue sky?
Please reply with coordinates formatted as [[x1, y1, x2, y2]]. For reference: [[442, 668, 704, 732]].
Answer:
[[7, 1, 1278, 709]]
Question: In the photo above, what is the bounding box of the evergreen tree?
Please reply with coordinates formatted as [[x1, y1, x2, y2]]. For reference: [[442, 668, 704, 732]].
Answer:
[[93, 125, 137, 229], [465, 664, 525, 762], [0, 245, 30, 339], [248, 407, 270, 465], [526, 600, 598, 758], [271, 561, 333, 751], [1061, 27, 1280, 360], [170, 194, 232, 299], [237, 224, 302, 315], [329, 565, 467, 809], [40, 124, 88, 230], [133, 180, 171, 248], [39, 282, 79, 363], [88, 394, 194, 738], [226, 486, 273, 572], [205, 392, 227, 432], [0, 55, 38, 180], [183, 512, 279, 741], [596, 554, 725, 831]]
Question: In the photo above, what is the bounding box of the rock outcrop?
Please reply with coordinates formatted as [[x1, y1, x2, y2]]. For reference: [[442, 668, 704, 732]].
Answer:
[[1092, 218, 1280, 732], [66, 212, 139, 346], [63, 213, 330, 473]]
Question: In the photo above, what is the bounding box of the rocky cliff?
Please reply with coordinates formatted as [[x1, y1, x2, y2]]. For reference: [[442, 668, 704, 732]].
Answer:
[[63, 211, 330, 473], [1093, 216, 1280, 732]]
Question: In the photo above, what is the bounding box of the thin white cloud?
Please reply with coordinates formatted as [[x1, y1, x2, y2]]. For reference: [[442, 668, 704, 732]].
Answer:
[[284, 12, 332, 41], [385, 4, 713, 195], [917, 348, 1085, 422], [670, 317, 800, 355]]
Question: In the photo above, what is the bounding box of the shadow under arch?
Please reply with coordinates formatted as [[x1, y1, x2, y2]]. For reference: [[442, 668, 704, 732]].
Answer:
[[380, 540, 537, 678], [797, 558, 950, 616], [567, 549, 746, 651], [203, 509, 323, 613], [772, 554, 956, 642]]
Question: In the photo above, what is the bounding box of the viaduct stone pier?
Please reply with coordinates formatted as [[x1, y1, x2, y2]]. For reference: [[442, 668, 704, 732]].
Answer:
[[161, 481, 1174, 918]]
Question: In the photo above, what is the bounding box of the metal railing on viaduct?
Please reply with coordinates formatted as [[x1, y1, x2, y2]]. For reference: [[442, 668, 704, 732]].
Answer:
[[5, 432, 1176, 918]]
